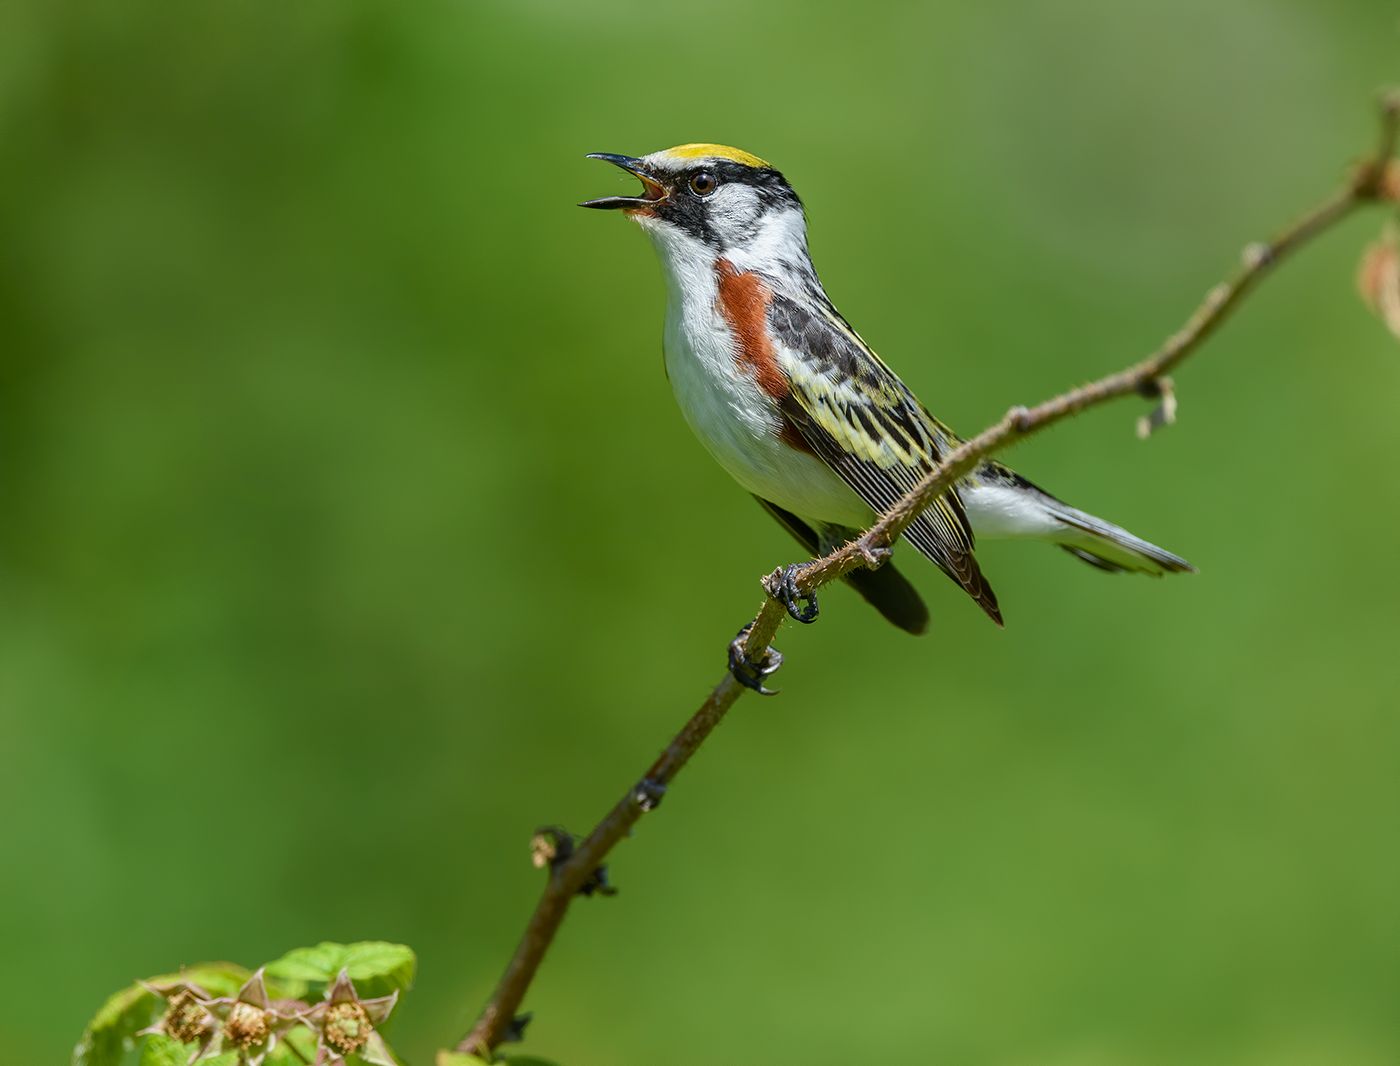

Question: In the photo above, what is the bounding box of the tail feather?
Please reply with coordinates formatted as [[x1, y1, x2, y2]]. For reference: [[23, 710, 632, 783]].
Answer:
[[1060, 545, 1133, 573], [1049, 504, 1196, 576], [970, 464, 1195, 577]]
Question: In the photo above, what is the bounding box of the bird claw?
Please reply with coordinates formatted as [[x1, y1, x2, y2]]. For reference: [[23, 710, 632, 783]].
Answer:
[[765, 564, 820, 624], [728, 623, 784, 695]]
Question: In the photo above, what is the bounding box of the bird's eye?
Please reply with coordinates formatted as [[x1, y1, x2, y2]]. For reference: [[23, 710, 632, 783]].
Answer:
[[689, 171, 718, 197]]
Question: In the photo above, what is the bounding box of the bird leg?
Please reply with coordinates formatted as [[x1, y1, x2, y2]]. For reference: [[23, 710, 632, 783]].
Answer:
[[765, 564, 820, 623], [727, 622, 784, 695]]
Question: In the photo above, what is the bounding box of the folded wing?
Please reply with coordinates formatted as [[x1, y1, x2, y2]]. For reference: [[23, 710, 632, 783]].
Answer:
[[767, 290, 1002, 625]]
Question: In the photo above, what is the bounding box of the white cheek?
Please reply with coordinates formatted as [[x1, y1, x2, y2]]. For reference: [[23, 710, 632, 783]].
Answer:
[[709, 186, 762, 243], [725, 207, 809, 273]]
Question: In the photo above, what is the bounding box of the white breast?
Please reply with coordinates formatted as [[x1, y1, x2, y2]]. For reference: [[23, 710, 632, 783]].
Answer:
[[658, 265, 871, 529]]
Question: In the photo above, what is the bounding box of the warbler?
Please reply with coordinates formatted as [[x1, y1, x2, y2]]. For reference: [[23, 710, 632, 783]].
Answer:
[[583, 144, 1192, 634]]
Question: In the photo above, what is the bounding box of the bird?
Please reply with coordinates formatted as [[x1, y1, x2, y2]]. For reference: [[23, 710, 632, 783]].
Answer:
[[582, 143, 1192, 640]]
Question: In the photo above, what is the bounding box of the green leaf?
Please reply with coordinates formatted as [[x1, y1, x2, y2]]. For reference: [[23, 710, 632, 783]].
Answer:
[[72, 982, 156, 1066], [138, 1034, 191, 1066], [341, 941, 416, 995], [269, 1026, 317, 1065], [73, 963, 249, 1066], [434, 1053, 561, 1066], [263, 942, 345, 984], [167, 962, 250, 1000], [264, 941, 416, 999]]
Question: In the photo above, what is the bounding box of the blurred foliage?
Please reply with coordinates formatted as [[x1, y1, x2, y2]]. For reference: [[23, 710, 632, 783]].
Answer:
[[4, 1, 1400, 1064], [265, 941, 416, 1001], [75, 942, 414, 1066], [74, 963, 249, 1066]]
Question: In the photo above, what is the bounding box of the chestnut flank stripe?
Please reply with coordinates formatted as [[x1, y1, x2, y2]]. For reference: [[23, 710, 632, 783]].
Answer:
[[714, 259, 789, 401]]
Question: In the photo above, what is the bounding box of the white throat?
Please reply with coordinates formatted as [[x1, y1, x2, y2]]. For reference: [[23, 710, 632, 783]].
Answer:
[[634, 205, 871, 529], [636, 205, 812, 297]]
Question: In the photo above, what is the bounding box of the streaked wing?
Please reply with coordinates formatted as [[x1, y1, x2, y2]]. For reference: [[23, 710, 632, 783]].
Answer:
[[767, 291, 1002, 624]]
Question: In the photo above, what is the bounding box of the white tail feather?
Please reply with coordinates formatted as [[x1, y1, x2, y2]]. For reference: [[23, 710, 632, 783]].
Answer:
[[1046, 501, 1195, 575], [963, 479, 1194, 576]]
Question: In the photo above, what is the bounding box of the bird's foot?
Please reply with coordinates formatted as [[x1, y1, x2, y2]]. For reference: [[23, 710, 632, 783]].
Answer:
[[728, 623, 784, 695], [765, 564, 820, 624]]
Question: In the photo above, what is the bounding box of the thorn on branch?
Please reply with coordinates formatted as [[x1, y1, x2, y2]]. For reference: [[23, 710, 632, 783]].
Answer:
[[1241, 241, 1274, 269], [1135, 376, 1177, 439], [578, 865, 618, 897], [500, 1012, 532, 1045], [633, 777, 667, 813], [530, 826, 617, 897], [728, 622, 784, 695], [763, 564, 820, 623]]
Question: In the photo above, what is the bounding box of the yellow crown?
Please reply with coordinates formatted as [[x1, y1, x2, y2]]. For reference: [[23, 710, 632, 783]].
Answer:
[[657, 143, 771, 169]]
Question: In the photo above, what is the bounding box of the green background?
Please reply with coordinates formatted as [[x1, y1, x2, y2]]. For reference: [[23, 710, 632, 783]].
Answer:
[[4, 2, 1399, 1063]]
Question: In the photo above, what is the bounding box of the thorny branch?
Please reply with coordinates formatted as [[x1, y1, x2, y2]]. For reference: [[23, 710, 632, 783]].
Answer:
[[453, 92, 1400, 1061]]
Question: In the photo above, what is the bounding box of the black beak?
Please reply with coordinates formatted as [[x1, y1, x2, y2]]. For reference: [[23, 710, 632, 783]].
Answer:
[[580, 153, 668, 210]]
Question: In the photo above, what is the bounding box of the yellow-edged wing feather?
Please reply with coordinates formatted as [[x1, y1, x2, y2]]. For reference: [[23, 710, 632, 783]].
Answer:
[[768, 292, 1002, 624]]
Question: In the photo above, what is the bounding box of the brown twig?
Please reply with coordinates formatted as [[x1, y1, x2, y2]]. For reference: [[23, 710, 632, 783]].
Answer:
[[454, 675, 748, 1059], [453, 91, 1400, 1061]]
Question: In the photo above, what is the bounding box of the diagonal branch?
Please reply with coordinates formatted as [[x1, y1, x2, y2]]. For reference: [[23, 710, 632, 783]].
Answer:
[[766, 99, 1400, 614], [452, 91, 1400, 1062]]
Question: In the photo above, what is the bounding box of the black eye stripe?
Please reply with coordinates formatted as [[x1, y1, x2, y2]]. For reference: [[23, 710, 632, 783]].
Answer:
[[653, 159, 803, 244], [678, 160, 801, 209]]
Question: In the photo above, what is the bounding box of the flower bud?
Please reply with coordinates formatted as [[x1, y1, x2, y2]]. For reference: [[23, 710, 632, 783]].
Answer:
[[1357, 225, 1400, 340], [163, 988, 215, 1044], [323, 999, 373, 1056], [224, 1000, 271, 1049], [299, 969, 400, 1066]]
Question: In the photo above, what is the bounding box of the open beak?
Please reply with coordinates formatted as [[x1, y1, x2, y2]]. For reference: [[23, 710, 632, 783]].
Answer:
[[580, 153, 668, 210]]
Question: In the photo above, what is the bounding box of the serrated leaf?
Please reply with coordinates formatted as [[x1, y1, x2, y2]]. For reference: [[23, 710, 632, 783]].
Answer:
[[264, 942, 415, 999], [340, 941, 416, 995], [264, 943, 346, 984], [73, 963, 249, 1066]]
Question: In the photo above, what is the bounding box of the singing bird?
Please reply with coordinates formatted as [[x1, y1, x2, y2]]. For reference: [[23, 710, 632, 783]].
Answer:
[[583, 144, 1192, 636]]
